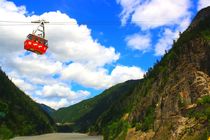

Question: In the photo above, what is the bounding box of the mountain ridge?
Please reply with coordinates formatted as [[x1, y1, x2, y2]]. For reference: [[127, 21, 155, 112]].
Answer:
[[53, 80, 140, 131], [39, 103, 56, 115]]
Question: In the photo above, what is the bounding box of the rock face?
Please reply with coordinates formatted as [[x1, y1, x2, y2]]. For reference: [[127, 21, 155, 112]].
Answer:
[[190, 6, 210, 29], [147, 40, 210, 140], [126, 7, 210, 140]]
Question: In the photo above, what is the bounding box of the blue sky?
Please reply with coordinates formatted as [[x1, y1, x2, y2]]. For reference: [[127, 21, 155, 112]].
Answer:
[[0, 0, 210, 109], [11, 0, 184, 69]]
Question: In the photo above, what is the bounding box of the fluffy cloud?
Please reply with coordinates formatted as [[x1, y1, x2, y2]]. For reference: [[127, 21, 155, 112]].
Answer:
[[61, 63, 145, 89], [198, 0, 210, 11], [7, 55, 62, 77], [34, 98, 70, 110], [36, 83, 90, 99], [42, 11, 120, 67], [155, 29, 179, 56], [61, 63, 111, 89], [117, 0, 191, 29], [116, 0, 141, 25], [125, 34, 151, 52], [131, 0, 191, 29], [110, 65, 144, 84], [12, 77, 35, 91], [154, 15, 191, 56], [0, 0, 144, 109], [117, 0, 192, 55]]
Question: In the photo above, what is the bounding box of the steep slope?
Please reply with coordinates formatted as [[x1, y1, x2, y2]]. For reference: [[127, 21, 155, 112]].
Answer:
[[0, 69, 56, 139], [39, 104, 55, 115], [52, 80, 140, 131], [53, 7, 210, 140]]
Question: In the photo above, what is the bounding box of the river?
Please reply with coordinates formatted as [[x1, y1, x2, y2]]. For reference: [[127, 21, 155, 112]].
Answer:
[[11, 133, 103, 140]]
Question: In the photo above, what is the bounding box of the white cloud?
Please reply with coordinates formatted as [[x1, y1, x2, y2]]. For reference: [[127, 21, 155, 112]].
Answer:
[[40, 11, 120, 67], [37, 83, 90, 101], [61, 63, 145, 89], [34, 88, 90, 109], [198, 0, 210, 11], [61, 63, 111, 89], [153, 16, 191, 56], [0, 0, 144, 109], [8, 69, 91, 109], [116, 0, 141, 25], [35, 98, 69, 110], [0, 10, 120, 68], [117, 0, 191, 29], [178, 16, 191, 32], [117, 0, 192, 56], [125, 34, 151, 52], [39, 84, 76, 98], [37, 83, 90, 99], [110, 65, 144, 84], [132, 0, 191, 29], [154, 15, 191, 56], [7, 55, 62, 77], [155, 28, 179, 56], [12, 77, 35, 91]]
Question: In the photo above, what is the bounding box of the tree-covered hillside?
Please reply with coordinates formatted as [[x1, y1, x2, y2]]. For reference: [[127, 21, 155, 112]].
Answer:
[[0, 69, 56, 139], [52, 80, 140, 132]]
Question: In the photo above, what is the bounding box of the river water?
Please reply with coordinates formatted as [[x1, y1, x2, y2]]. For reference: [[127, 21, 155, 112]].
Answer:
[[11, 133, 103, 140]]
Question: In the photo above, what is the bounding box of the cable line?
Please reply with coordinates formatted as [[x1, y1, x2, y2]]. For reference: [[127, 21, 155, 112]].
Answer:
[[0, 19, 177, 26]]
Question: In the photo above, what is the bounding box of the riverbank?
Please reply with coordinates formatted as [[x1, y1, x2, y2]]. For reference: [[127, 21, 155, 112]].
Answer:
[[11, 133, 103, 140]]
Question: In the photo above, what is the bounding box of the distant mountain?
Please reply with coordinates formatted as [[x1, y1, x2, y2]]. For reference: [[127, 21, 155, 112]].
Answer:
[[52, 7, 210, 140], [39, 104, 55, 115], [0, 69, 56, 139], [52, 80, 140, 131]]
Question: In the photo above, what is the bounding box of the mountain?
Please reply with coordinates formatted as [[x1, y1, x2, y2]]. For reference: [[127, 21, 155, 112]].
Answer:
[[39, 104, 55, 115], [0, 69, 56, 139], [52, 7, 210, 140], [52, 80, 140, 131]]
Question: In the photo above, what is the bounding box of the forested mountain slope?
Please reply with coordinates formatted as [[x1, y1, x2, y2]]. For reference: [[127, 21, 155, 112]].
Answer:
[[0, 69, 56, 139], [52, 80, 140, 132]]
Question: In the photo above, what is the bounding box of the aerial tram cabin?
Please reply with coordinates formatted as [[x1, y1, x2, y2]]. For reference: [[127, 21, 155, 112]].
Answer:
[[24, 34, 48, 55], [24, 20, 49, 55]]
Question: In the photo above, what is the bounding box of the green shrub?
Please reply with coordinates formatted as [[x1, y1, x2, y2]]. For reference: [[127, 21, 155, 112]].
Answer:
[[103, 120, 129, 140], [0, 101, 8, 113], [135, 123, 142, 131], [187, 96, 210, 122], [0, 125, 14, 140], [141, 106, 155, 131], [197, 96, 210, 105], [0, 101, 8, 120], [201, 30, 210, 40], [21, 122, 34, 135], [205, 107, 210, 120]]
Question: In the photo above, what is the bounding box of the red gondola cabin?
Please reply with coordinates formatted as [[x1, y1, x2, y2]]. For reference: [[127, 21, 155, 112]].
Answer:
[[24, 20, 49, 55], [24, 34, 48, 55]]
